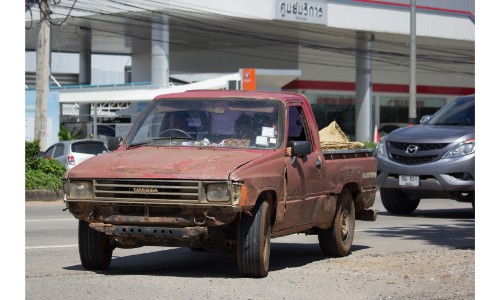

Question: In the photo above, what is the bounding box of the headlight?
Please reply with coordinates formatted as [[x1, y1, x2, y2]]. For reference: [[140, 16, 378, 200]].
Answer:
[[375, 136, 387, 157], [206, 183, 230, 202], [443, 139, 475, 158], [69, 181, 93, 199]]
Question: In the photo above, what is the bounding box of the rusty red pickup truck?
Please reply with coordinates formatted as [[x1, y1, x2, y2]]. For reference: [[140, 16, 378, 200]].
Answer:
[[63, 90, 377, 277]]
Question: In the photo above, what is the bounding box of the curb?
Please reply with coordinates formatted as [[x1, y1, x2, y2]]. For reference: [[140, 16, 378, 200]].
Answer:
[[25, 189, 64, 202]]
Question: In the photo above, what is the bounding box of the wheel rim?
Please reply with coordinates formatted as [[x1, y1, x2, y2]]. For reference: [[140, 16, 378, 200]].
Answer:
[[263, 215, 271, 267], [340, 208, 350, 241], [263, 235, 270, 267]]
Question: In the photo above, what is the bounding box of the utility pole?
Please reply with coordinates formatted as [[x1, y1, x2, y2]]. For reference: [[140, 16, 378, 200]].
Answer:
[[35, 0, 51, 150], [408, 0, 417, 125]]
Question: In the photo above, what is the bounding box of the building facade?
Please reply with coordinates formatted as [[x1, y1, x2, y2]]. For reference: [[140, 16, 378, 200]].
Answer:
[[25, 0, 474, 148]]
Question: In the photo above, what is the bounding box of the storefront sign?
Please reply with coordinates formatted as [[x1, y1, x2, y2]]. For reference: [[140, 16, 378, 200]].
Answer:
[[273, 0, 328, 25], [317, 96, 355, 105]]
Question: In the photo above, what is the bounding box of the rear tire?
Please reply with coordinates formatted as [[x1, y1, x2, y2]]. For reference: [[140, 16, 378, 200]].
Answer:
[[318, 189, 355, 257], [237, 201, 271, 278], [78, 220, 113, 270], [380, 188, 420, 215]]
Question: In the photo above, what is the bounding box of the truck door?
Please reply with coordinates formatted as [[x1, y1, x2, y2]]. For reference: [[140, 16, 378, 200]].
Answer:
[[279, 104, 323, 228]]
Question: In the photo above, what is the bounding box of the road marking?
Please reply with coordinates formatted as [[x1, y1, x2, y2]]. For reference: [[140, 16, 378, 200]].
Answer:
[[26, 245, 77, 250], [356, 224, 467, 232], [26, 219, 76, 222]]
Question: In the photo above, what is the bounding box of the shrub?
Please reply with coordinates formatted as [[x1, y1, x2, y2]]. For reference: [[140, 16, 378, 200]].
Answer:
[[25, 140, 66, 192], [25, 169, 63, 192], [25, 140, 41, 170], [59, 124, 84, 141], [37, 157, 66, 178], [363, 141, 377, 150]]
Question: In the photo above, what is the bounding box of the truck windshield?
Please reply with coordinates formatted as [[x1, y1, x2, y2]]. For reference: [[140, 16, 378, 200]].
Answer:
[[427, 96, 475, 126], [127, 98, 283, 149]]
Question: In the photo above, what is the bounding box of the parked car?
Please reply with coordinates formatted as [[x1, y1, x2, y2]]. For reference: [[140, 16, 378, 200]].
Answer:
[[378, 123, 406, 137], [375, 95, 475, 214], [42, 139, 109, 171]]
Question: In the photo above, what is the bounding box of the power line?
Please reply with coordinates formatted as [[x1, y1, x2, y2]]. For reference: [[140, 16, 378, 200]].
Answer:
[[26, 0, 474, 77]]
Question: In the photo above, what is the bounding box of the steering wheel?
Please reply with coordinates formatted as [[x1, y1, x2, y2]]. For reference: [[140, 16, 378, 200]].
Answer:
[[159, 128, 194, 139]]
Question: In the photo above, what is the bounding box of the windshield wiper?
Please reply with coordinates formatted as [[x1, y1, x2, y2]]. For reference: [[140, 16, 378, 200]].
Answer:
[[127, 136, 196, 149], [432, 122, 473, 126], [127, 141, 150, 149], [145, 136, 195, 145]]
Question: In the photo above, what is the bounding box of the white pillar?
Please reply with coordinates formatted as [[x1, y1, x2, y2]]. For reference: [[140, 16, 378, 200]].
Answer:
[[151, 13, 169, 88], [355, 31, 373, 142]]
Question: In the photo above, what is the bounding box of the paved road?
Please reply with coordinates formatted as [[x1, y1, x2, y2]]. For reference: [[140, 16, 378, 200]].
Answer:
[[23, 194, 475, 299]]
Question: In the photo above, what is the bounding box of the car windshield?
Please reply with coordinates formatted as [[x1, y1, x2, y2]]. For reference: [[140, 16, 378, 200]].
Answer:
[[427, 96, 474, 126], [72, 141, 108, 155], [126, 98, 283, 149]]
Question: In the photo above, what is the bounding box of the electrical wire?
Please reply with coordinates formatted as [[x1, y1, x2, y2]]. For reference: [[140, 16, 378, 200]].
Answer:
[[26, 0, 475, 77]]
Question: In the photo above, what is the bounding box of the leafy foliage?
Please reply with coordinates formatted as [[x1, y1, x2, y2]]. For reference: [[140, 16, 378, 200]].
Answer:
[[58, 124, 83, 141], [363, 141, 377, 150], [25, 169, 63, 191], [25, 140, 66, 192], [37, 157, 66, 178], [25, 139, 44, 169]]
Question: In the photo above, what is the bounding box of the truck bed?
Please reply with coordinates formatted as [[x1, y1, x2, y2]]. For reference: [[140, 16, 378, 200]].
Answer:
[[322, 148, 374, 159]]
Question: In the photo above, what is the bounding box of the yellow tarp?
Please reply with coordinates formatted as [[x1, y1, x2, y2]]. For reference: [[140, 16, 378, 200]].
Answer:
[[319, 121, 365, 150]]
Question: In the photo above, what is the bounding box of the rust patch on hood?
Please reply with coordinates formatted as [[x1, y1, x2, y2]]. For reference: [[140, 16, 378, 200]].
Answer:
[[68, 146, 265, 180]]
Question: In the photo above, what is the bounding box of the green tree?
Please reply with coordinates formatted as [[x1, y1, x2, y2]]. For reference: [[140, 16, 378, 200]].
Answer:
[[58, 124, 83, 141]]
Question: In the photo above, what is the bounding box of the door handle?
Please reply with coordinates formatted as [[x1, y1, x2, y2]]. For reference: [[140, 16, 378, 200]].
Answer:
[[315, 157, 322, 168]]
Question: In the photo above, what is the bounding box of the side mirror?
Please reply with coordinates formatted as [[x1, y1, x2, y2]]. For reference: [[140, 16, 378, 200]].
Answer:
[[420, 115, 432, 124], [291, 141, 312, 157], [107, 137, 123, 151]]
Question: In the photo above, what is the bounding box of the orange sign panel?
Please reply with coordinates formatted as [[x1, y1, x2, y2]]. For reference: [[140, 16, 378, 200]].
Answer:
[[241, 68, 256, 90]]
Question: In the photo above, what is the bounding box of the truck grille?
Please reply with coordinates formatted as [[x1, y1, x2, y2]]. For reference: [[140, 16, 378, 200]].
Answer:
[[387, 141, 449, 165], [94, 179, 201, 202], [390, 154, 438, 165], [389, 142, 448, 151]]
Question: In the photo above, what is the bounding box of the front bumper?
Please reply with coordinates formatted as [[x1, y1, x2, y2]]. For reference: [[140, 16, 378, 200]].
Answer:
[[376, 154, 475, 194]]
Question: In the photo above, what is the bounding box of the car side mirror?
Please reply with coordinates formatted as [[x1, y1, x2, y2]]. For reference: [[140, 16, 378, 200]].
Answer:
[[420, 115, 432, 124], [291, 141, 312, 157], [107, 137, 123, 151]]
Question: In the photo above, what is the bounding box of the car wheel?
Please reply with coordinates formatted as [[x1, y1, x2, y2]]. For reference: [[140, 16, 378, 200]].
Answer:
[[237, 201, 271, 278], [78, 220, 113, 270], [380, 188, 420, 215], [318, 189, 355, 257]]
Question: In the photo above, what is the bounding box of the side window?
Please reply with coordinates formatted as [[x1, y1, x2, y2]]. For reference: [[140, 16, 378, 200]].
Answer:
[[54, 145, 65, 157], [287, 106, 310, 143], [44, 146, 56, 158]]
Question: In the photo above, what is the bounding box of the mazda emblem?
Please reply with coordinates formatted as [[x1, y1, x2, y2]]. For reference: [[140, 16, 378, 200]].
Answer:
[[405, 145, 419, 155]]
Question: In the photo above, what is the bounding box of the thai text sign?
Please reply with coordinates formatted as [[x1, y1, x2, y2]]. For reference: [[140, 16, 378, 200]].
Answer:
[[273, 0, 328, 25]]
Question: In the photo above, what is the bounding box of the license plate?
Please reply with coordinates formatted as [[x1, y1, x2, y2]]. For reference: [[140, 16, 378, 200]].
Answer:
[[399, 175, 419, 187]]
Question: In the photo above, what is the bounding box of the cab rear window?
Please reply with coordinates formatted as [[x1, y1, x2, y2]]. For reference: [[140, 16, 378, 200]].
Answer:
[[72, 142, 107, 155]]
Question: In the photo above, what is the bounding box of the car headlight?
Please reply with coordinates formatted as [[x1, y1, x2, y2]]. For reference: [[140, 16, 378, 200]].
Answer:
[[206, 183, 231, 202], [375, 136, 387, 157], [442, 139, 475, 158], [69, 181, 93, 199]]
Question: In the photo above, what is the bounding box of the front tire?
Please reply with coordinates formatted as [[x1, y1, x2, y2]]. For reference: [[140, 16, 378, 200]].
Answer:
[[237, 201, 271, 278], [318, 189, 355, 257], [78, 220, 113, 270], [380, 188, 420, 215]]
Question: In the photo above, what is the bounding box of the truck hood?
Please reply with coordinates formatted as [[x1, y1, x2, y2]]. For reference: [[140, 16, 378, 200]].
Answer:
[[387, 124, 475, 143], [68, 146, 265, 180]]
